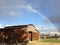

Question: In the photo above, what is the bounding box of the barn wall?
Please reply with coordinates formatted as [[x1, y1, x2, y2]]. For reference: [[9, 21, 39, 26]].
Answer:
[[26, 25, 37, 32], [0, 25, 40, 43], [26, 25, 39, 41], [32, 32, 39, 40], [14, 28, 28, 42]]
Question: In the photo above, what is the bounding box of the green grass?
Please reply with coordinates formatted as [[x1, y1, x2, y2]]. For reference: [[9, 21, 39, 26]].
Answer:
[[40, 38, 60, 43]]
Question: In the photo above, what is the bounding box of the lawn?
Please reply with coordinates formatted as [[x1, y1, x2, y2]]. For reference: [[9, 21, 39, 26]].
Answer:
[[27, 40, 60, 45], [40, 38, 60, 43]]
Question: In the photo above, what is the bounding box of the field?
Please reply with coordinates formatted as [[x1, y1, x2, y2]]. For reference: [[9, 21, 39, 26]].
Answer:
[[27, 39, 60, 45], [40, 38, 60, 43], [0, 39, 60, 45]]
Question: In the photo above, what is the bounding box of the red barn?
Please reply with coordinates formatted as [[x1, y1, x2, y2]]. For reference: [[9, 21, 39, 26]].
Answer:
[[0, 24, 39, 43]]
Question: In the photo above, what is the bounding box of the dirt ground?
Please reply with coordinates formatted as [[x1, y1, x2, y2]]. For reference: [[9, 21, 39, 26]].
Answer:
[[27, 41, 60, 45], [0, 41, 60, 45]]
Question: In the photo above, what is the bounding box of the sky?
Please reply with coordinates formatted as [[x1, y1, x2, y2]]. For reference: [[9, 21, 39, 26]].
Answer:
[[0, 0, 60, 34]]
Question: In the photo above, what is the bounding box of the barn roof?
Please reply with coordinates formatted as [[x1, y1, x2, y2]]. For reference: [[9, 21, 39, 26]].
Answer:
[[0, 24, 39, 33], [5, 24, 35, 28], [5, 25, 27, 29]]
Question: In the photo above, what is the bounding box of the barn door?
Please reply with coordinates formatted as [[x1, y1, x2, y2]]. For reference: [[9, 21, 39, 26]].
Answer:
[[29, 31, 32, 41]]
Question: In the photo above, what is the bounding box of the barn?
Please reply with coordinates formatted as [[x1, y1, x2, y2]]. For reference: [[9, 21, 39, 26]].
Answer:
[[0, 24, 39, 43]]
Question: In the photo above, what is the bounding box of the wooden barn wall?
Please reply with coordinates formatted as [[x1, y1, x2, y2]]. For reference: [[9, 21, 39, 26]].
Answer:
[[32, 32, 39, 40], [0, 25, 39, 43]]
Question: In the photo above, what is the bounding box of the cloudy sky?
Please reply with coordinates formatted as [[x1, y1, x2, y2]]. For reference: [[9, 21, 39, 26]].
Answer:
[[0, 0, 60, 33]]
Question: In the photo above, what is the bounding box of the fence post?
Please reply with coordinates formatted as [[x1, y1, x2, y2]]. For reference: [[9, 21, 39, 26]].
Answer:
[[16, 41, 17, 45], [2, 35, 5, 45]]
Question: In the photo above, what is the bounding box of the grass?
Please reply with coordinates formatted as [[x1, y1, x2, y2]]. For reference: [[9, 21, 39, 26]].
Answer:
[[27, 39, 60, 45], [40, 38, 60, 43]]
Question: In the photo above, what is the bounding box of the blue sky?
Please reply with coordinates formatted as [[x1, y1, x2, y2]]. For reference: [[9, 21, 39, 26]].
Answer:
[[0, 0, 60, 34]]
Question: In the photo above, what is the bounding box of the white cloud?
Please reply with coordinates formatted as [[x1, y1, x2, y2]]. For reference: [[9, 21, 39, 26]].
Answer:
[[25, 4, 37, 13], [0, 24, 2, 28], [0, 0, 38, 13], [10, 11, 15, 16], [0, 24, 11, 28], [20, 4, 38, 13], [36, 25, 58, 31], [0, 24, 4, 28], [50, 32, 59, 34], [0, 0, 38, 17], [5, 24, 11, 26], [0, 4, 38, 17]]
